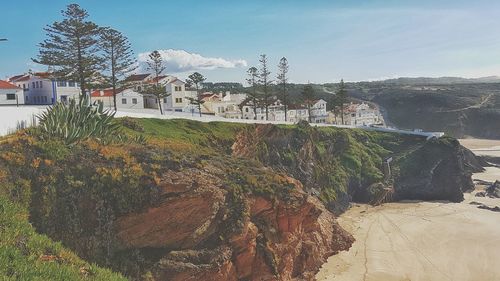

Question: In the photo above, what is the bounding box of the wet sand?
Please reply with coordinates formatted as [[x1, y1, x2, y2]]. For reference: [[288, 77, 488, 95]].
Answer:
[[317, 139, 500, 281]]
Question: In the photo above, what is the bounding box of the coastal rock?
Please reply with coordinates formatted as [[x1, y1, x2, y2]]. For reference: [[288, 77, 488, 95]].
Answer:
[[485, 181, 500, 198], [393, 137, 475, 202], [115, 168, 353, 281]]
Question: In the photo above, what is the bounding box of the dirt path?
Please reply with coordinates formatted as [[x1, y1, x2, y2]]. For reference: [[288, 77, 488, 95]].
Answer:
[[438, 93, 493, 113]]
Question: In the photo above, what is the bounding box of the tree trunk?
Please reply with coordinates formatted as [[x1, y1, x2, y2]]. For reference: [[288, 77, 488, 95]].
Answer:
[[341, 106, 344, 125], [158, 99, 163, 115]]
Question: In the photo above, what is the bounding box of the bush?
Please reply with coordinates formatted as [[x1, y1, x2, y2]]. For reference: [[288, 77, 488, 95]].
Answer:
[[37, 96, 120, 145]]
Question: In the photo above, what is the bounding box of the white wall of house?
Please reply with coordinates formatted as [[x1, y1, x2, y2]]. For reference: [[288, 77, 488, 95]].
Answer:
[[163, 81, 197, 112], [341, 103, 384, 126], [92, 96, 115, 109], [13, 77, 80, 105], [0, 88, 24, 105], [116, 89, 146, 109]]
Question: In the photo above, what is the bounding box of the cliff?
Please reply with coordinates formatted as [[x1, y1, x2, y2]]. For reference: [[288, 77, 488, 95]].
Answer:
[[232, 122, 481, 210], [0, 119, 353, 281], [0, 118, 479, 280]]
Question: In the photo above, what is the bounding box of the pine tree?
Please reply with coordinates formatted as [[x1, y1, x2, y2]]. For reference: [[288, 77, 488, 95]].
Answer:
[[246, 66, 260, 120], [99, 27, 136, 111], [277, 57, 289, 121], [258, 54, 272, 120], [336, 79, 348, 125], [301, 84, 315, 123], [141, 50, 169, 114], [186, 72, 206, 117], [33, 4, 103, 98]]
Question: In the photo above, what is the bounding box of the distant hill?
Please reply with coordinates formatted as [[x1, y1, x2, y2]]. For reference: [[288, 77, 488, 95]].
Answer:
[[379, 76, 500, 85]]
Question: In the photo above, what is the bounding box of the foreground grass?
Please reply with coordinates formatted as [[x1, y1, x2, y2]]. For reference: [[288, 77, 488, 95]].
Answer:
[[0, 195, 126, 281]]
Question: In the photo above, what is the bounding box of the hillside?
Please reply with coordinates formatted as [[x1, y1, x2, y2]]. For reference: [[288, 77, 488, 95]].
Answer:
[[331, 81, 500, 139], [0, 116, 481, 280]]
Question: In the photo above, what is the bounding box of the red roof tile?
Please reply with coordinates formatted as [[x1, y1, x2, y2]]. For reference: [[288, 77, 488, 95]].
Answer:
[[124, 74, 150, 82], [91, 89, 115, 97], [0, 80, 21, 89]]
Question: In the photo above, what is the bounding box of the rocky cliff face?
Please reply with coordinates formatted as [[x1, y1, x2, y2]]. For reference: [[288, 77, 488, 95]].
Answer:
[[232, 123, 480, 209], [392, 138, 478, 202], [0, 126, 353, 281], [0, 119, 480, 281], [115, 168, 353, 281]]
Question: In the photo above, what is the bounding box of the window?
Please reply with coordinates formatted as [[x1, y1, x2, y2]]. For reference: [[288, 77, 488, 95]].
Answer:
[[245, 108, 249, 112], [132, 98, 137, 104], [163, 98, 168, 103], [39, 81, 43, 88], [32, 82, 35, 88], [175, 98, 182, 103], [36, 81, 39, 88], [122, 98, 127, 104], [68, 81, 75, 87], [175, 86, 182, 91], [57, 81, 67, 87], [6, 94, 16, 100]]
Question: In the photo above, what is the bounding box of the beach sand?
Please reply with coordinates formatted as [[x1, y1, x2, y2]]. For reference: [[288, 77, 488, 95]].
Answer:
[[316, 139, 500, 281]]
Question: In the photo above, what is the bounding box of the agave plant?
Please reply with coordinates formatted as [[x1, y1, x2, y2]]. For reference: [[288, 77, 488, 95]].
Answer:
[[37, 96, 121, 145]]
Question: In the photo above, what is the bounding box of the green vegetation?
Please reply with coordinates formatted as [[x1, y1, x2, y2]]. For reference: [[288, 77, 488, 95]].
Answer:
[[0, 115, 433, 279], [0, 195, 126, 281], [37, 97, 120, 145]]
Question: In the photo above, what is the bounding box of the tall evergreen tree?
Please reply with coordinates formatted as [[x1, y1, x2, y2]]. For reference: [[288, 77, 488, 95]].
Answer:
[[99, 27, 136, 111], [186, 72, 206, 117], [258, 54, 272, 120], [141, 50, 169, 114], [301, 84, 315, 123], [336, 79, 348, 125], [277, 57, 289, 121], [246, 66, 260, 120], [33, 4, 102, 98]]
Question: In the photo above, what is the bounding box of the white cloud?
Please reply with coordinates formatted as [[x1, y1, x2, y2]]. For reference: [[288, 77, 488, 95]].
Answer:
[[136, 49, 247, 74]]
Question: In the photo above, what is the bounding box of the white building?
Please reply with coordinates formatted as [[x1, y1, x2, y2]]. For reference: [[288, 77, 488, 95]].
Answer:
[[162, 77, 198, 112], [9, 73, 81, 105], [91, 89, 114, 108], [120, 74, 198, 112], [116, 89, 146, 110], [0, 80, 24, 105], [310, 99, 328, 123], [339, 102, 384, 126], [201, 91, 247, 118]]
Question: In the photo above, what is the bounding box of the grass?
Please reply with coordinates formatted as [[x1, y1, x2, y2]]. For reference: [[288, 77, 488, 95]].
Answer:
[[0, 195, 126, 281]]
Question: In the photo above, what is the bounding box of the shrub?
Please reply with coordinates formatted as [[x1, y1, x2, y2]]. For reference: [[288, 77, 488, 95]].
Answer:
[[37, 96, 121, 145]]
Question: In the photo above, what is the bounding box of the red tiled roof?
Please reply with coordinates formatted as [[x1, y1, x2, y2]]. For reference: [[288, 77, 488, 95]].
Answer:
[[34, 72, 51, 79], [124, 74, 150, 82], [91, 89, 115, 97], [8, 74, 25, 82], [12, 75, 30, 82], [0, 80, 21, 89]]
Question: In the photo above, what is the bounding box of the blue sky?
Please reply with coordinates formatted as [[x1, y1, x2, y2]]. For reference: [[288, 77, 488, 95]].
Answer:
[[2, 0, 500, 83]]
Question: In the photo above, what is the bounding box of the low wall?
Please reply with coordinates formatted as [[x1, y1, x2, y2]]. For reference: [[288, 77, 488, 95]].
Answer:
[[0, 106, 47, 136], [0, 106, 444, 139]]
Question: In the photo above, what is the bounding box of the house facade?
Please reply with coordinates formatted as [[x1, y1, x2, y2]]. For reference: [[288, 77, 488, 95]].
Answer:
[[310, 99, 328, 123], [0, 80, 24, 105], [9, 73, 80, 105], [340, 102, 384, 126]]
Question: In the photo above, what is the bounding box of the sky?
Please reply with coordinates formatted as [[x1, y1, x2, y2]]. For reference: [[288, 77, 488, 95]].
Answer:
[[2, 0, 500, 84]]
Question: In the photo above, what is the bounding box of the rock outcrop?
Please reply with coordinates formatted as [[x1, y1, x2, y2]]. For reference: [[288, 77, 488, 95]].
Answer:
[[115, 168, 353, 281], [393, 138, 476, 202]]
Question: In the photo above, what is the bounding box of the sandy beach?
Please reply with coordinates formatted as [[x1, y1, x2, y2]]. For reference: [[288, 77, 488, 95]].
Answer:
[[317, 139, 500, 281]]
